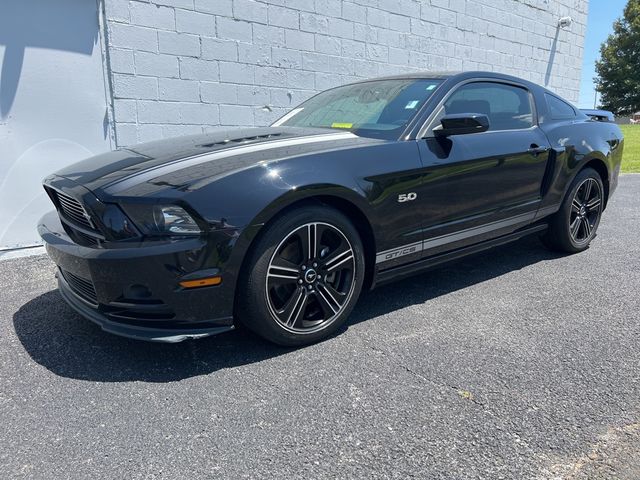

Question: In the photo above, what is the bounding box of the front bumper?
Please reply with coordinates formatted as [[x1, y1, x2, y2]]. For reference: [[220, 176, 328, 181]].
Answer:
[[38, 210, 236, 342]]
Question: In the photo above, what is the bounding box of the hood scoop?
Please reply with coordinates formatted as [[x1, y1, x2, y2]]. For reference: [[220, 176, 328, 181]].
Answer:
[[200, 133, 283, 148]]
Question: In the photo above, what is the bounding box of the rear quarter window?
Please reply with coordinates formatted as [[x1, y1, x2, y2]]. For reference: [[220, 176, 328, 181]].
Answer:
[[545, 94, 576, 119]]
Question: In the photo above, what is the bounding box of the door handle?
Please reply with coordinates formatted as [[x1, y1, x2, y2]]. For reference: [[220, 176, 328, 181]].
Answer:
[[528, 144, 549, 155]]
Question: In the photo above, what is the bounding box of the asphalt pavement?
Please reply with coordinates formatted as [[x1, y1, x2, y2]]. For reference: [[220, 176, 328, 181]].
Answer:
[[1, 175, 639, 479]]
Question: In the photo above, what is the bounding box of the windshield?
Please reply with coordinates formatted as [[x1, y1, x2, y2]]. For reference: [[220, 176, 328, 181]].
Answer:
[[273, 79, 442, 139]]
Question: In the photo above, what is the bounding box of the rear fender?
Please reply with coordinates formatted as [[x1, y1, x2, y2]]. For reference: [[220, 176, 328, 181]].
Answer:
[[539, 120, 623, 210]]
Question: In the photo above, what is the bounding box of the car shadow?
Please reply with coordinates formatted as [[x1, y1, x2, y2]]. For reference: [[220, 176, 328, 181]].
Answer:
[[13, 236, 564, 383]]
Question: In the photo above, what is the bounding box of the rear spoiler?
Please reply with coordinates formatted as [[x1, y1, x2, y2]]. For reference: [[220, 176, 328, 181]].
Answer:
[[580, 109, 615, 122]]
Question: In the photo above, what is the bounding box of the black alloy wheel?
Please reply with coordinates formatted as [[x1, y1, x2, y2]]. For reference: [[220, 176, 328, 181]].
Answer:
[[542, 167, 604, 253], [238, 205, 365, 346], [568, 177, 602, 245], [266, 222, 357, 333]]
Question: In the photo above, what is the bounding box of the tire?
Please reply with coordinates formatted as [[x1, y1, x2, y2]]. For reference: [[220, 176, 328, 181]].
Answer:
[[541, 167, 604, 253], [237, 205, 365, 346]]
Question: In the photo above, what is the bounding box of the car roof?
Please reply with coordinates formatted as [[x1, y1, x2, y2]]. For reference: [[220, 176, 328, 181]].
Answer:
[[369, 71, 461, 81], [349, 71, 541, 89], [348, 71, 588, 106]]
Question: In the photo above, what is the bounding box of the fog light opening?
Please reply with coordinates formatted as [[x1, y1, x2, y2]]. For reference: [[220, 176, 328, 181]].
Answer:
[[126, 284, 153, 299]]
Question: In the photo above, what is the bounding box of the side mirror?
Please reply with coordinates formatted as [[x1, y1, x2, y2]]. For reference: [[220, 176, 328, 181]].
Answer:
[[433, 113, 490, 137]]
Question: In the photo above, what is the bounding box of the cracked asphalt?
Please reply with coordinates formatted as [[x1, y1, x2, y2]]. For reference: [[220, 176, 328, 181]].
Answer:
[[1, 175, 639, 479]]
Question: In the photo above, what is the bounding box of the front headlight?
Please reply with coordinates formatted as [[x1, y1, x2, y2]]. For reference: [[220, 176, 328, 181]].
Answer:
[[123, 204, 202, 236], [153, 206, 201, 234]]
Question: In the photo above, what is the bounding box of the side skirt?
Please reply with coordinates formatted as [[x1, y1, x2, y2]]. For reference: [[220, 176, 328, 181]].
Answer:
[[371, 223, 548, 288]]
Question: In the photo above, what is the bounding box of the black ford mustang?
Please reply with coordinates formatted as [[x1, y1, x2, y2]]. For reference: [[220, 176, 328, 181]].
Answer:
[[39, 72, 624, 345]]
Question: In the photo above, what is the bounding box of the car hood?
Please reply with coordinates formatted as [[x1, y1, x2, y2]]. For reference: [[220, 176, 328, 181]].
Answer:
[[54, 127, 374, 198]]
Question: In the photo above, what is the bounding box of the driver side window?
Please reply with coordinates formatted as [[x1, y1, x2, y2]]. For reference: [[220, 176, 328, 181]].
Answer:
[[440, 82, 534, 132]]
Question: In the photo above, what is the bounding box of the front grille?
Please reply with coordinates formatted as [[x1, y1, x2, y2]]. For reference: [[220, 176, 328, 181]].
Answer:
[[60, 269, 98, 306], [54, 191, 94, 230], [45, 187, 103, 247]]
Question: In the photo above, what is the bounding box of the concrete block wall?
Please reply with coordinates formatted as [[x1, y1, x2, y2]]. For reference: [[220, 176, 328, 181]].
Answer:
[[103, 0, 588, 146]]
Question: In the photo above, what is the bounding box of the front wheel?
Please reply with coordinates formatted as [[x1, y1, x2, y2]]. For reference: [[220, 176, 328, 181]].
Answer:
[[541, 167, 604, 253], [237, 205, 365, 346]]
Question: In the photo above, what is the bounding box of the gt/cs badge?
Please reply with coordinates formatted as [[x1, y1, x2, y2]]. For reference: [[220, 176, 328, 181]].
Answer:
[[398, 192, 417, 202]]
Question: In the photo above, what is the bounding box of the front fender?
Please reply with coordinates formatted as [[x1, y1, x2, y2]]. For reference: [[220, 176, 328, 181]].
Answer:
[[247, 183, 371, 228], [186, 156, 376, 303], [178, 139, 421, 301]]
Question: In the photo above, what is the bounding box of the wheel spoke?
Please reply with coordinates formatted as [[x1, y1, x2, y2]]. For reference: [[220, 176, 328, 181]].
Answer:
[[267, 257, 300, 285], [571, 197, 582, 214], [586, 197, 601, 212], [298, 223, 319, 261], [570, 216, 581, 239], [267, 272, 299, 285], [314, 286, 339, 316], [582, 179, 593, 203], [278, 288, 307, 327], [323, 244, 354, 272], [270, 256, 299, 271], [268, 267, 299, 278], [582, 217, 592, 238], [318, 282, 346, 308]]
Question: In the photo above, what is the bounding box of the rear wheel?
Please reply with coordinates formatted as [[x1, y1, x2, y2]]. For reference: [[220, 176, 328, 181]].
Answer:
[[237, 205, 365, 346], [541, 167, 604, 253]]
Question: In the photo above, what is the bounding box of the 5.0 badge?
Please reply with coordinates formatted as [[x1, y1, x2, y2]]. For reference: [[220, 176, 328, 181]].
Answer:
[[398, 192, 417, 202]]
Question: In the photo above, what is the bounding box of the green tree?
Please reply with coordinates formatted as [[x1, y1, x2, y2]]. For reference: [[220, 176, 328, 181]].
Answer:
[[595, 0, 640, 114]]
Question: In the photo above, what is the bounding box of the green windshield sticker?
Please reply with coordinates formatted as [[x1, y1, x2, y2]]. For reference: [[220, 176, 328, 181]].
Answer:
[[405, 100, 419, 109], [426, 84, 436, 91]]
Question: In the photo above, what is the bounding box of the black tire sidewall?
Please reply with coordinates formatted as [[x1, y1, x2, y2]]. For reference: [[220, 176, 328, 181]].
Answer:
[[237, 205, 365, 346]]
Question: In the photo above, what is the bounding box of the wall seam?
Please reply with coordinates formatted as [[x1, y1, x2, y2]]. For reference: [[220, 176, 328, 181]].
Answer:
[[97, 0, 118, 149]]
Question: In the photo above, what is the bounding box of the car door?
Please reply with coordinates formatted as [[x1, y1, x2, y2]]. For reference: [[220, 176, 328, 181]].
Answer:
[[360, 141, 427, 270], [414, 80, 551, 257]]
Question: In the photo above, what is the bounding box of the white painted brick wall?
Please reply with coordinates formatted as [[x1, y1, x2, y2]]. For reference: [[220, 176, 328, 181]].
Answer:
[[103, 0, 588, 146]]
